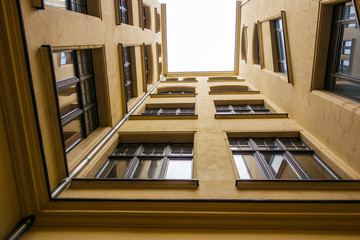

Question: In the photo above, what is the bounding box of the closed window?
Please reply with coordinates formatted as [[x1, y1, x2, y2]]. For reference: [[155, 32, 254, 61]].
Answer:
[[229, 138, 340, 180], [122, 46, 134, 102], [95, 143, 193, 179], [45, 0, 87, 14], [53, 50, 98, 152], [325, 1, 360, 102], [216, 104, 271, 114], [142, 108, 195, 116]]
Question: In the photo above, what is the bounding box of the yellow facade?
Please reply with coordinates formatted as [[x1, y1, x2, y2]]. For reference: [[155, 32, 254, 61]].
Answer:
[[1, 0, 360, 239]]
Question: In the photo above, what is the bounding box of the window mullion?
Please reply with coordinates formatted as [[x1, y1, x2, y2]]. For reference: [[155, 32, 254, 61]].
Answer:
[[254, 151, 275, 179], [283, 151, 309, 179], [123, 157, 139, 179]]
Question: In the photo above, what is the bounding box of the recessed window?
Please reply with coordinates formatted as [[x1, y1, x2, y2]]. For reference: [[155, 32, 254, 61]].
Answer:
[[121, 45, 137, 103], [155, 7, 161, 33], [325, 1, 360, 102], [216, 104, 271, 115], [253, 23, 261, 65], [95, 143, 193, 179], [140, 1, 151, 30], [142, 107, 195, 116], [143, 44, 153, 88], [117, 0, 133, 25], [241, 25, 248, 62], [273, 19, 287, 74], [229, 138, 340, 180], [44, 0, 101, 17], [52, 50, 99, 153]]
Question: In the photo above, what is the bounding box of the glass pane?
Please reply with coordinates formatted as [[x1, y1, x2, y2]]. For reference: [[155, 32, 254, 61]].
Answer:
[[342, 2, 356, 20], [57, 85, 79, 117], [81, 79, 96, 106], [165, 159, 192, 179], [233, 154, 264, 179], [262, 153, 300, 179], [336, 23, 359, 78], [254, 139, 279, 150], [179, 108, 195, 115], [63, 116, 83, 151], [293, 153, 337, 180], [98, 159, 130, 179], [142, 144, 166, 155], [45, 0, 66, 8], [84, 107, 99, 136], [112, 143, 141, 156], [280, 138, 308, 150], [333, 78, 360, 102], [133, 158, 162, 179], [229, 139, 251, 150], [52, 52, 75, 81]]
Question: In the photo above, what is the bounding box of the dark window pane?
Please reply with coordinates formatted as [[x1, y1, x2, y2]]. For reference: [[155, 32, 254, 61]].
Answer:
[[84, 106, 99, 136], [293, 153, 337, 180], [280, 138, 309, 150], [142, 144, 166, 155], [262, 153, 300, 179], [333, 78, 360, 102], [254, 139, 279, 150], [133, 158, 162, 179]]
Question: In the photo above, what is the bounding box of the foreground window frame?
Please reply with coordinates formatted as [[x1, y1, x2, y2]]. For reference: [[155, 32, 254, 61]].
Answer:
[[216, 104, 271, 115], [142, 107, 195, 116], [324, 1, 360, 102], [52, 49, 99, 153], [95, 143, 194, 179], [229, 138, 340, 180]]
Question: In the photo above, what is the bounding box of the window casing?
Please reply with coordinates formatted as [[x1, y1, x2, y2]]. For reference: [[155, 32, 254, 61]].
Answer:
[[45, 0, 87, 14], [273, 19, 287, 74], [122, 46, 134, 102], [142, 108, 195, 116], [325, 1, 360, 102], [95, 143, 193, 179], [229, 138, 340, 180], [53, 50, 99, 153], [216, 105, 271, 115]]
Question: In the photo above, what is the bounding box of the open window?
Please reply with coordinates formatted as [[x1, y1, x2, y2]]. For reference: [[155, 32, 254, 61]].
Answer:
[[270, 12, 293, 84]]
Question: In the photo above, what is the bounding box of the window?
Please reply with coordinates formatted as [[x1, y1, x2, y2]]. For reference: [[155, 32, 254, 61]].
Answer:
[[121, 46, 135, 102], [140, 0, 151, 30], [216, 104, 271, 115], [95, 143, 193, 179], [273, 19, 287, 74], [253, 23, 261, 65], [325, 1, 360, 102], [241, 25, 248, 62], [52, 50, 99, 153], [158, 91, 194, 95], [142, 108, 195, 116], [45, 0, 87, 14], [229, 138, 340, 180], [142, 44, 153, 88], [155, 8, 161, 33]]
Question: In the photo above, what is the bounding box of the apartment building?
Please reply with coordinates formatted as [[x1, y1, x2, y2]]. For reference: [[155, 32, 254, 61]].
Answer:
[[1, 0, 360, 239]]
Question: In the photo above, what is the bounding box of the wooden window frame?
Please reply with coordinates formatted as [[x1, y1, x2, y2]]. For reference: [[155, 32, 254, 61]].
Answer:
[[38, 0, 102, 18], [241, 25, 248, 62], [116, 0, 134, 25]]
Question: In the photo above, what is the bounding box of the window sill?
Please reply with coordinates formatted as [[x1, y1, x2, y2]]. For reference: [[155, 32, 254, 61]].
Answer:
[[236, 180, 360, 190], [162, 80, 198, 83], [263, 68, 289, 83], [207, 79, 245, 82], [70, 178, 199, 189], [215, 113, 288, 119], [209, 91, 260, 95], [150, 93, 197, 98], [129, 115, 198, 120]]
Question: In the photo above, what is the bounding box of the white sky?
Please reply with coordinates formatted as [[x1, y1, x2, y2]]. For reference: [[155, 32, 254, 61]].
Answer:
[[158, 0, 238, 72]]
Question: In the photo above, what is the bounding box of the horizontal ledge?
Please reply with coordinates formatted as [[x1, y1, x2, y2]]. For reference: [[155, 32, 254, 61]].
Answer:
[[129, 115, 198, 120], [150, 93, 197, 98], [70, 179, 199, 189], [209, 91, 260, 95], [207, 79, 245, 82], [162, 80, 198, 83], [215, 113, 288, 119], [236, 180, 360, 190]]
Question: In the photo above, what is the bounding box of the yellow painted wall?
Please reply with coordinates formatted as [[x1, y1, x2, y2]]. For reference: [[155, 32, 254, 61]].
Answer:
[[239, 0, 360, 173]]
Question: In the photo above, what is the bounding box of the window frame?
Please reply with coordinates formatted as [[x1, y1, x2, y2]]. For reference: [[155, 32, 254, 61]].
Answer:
[[41, 0, 102, 18], [270, 12, 293, 84], [116, 0, 134, 25], [95, 143, 194, 180], [229, 137, 341, 181], [324, 1, 360, 102]]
